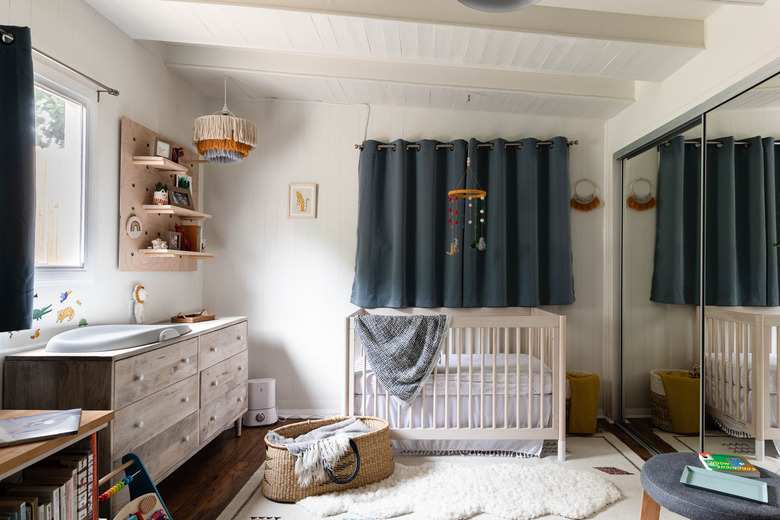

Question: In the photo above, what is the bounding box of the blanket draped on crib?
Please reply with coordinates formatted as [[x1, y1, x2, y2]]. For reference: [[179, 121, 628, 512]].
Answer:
[[267, 417, 371, 486], [354, 315, 451, 403]]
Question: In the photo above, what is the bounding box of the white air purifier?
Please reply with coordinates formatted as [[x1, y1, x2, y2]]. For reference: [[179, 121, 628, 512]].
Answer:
[[243, 377, 278, 427]]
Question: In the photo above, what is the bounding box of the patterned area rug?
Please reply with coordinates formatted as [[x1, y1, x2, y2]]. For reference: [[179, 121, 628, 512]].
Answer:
[[653, 427, 780, 473], [217, 430, 686, 520]]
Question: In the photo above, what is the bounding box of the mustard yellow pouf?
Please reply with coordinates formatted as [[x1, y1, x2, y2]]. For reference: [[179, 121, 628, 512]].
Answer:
[[566, 370, 600, 434]]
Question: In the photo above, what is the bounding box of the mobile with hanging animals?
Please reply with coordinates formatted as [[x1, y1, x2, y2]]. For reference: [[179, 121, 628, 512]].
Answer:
[[446, 155, 486, 255]]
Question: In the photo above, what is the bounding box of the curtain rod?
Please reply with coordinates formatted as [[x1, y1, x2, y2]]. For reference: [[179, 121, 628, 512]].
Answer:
[[355, 139, 579, 151], [0, 27, 119, 102], [666, 139, 780, 148]]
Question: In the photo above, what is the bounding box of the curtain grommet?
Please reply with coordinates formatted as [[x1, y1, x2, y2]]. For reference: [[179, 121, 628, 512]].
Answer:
[[1, 29, 15, 45]]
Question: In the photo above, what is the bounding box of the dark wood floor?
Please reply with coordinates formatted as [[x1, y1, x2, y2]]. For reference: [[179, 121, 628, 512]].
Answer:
[[157, 417, 674, 519]]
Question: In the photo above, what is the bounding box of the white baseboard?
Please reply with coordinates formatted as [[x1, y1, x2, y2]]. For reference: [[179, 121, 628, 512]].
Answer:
[[277, 408, 341, 420]]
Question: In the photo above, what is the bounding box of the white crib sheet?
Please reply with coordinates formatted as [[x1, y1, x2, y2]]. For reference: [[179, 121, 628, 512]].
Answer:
[[707, 353, 777, 393], [354, 353, 554, 396], [354, 393, 553, 457]]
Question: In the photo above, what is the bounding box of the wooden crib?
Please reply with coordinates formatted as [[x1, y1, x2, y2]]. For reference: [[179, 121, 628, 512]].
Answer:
[[703, 306, 780, 461], [345, 307, 567, 461]]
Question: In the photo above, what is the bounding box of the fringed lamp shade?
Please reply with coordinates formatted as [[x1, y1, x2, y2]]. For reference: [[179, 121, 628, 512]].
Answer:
[[192, 114, 257, 165]]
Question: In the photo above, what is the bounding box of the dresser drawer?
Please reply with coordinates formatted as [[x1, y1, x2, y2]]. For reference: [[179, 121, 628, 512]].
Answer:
[[113, 375, 198, 453], [200, 351, 248, 407], [199, 322, 247, 369], [112, 411, 198, 484], [114, 338, 198, 409], [199, 383, 247, 443]]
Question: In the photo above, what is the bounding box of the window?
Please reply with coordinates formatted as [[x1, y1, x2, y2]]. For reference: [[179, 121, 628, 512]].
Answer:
[[33, 80, 87, 271]]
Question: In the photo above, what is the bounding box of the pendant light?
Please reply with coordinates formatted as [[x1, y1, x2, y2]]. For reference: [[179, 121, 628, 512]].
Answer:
[[457, 0, 541, 12], [192, 77, 257, 165]]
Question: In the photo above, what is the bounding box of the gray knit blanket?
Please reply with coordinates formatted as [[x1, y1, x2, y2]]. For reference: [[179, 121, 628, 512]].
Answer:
[[267, 417, 371, 485], [354, 314, 451, 403]]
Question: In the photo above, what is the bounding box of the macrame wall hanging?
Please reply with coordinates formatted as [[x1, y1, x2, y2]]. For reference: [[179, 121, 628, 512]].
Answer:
[[570, 178, 601, 211], [626, 177, 657, 211], [446, 156, 486, 255]]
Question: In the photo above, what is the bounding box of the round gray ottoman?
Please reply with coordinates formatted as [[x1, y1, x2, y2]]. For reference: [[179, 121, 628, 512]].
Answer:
[[641, 452, 780, 520]]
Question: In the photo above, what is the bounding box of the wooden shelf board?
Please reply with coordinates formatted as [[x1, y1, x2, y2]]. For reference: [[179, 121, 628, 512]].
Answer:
[[0, 410, 114, 481], [141, 205, 211, 220], [132, 155, 190, 172], [137, 249, 215, 259]]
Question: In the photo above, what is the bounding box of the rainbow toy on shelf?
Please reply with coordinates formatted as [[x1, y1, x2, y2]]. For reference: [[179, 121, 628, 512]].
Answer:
[[99, 453, 171, 520]]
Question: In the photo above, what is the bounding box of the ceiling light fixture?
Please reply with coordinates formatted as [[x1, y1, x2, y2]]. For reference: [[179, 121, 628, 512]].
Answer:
[[457, 0, 541, 12], [192, 77, 257, 165]]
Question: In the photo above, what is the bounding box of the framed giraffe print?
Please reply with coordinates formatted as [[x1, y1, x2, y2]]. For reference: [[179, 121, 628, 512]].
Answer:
[[288, 183, 317, 218]]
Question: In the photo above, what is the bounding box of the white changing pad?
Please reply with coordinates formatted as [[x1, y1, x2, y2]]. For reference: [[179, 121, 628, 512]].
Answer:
[[354, 353, 554, 396]]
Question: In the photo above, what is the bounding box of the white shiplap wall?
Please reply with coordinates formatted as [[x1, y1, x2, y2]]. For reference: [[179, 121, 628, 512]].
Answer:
[[202, 100, 607, 415], [0, 1, 206, 357]]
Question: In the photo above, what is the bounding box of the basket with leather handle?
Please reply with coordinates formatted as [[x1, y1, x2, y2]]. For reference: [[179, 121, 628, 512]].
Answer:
[[262, 416, 393, 502]]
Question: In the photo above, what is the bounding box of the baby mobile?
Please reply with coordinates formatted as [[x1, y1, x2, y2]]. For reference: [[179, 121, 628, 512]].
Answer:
[[446, 155, 486, 255]]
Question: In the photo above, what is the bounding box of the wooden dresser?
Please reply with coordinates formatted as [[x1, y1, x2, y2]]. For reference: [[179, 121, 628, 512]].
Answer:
[[3, 317, 248, 513]]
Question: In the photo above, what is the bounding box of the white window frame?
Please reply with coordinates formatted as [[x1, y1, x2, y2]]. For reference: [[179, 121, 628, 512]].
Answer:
[[32, 61, 97, 284]]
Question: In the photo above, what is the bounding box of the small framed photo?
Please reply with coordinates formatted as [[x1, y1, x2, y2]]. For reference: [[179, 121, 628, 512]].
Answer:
[[154, 137, 171, 159], [169, 186, 194, 210], [175, 173, 193, 192], [164, 231, 182, 250], [288, 183, 317, 219]]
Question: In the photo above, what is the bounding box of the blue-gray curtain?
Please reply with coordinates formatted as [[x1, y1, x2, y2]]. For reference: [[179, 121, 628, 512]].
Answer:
[[0, 26, 36, 332], [351, 137, 574, 308], [651, 136, 701, 304], [651, 135, 780, 306]]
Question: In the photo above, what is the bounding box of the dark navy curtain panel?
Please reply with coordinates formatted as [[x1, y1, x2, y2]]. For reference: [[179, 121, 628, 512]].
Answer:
[[351, 137, 574, 308], [651, 136, 701, 304], [0, 26, 36, 332], [652, 135, 780, 306]]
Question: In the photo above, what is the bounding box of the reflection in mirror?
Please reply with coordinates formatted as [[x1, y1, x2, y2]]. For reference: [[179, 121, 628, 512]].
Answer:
[[621, 122, 702, 453], [703, 72, 780, 461]]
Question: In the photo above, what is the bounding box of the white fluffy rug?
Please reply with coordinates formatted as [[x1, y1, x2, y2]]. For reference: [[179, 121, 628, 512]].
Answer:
[[298, 461, 620, 520], [218, 431, 687, 520]]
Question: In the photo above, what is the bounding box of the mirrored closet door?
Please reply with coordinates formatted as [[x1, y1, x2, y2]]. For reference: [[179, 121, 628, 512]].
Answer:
[[620, 121, 703, 451], [702, 73, 780, 460]]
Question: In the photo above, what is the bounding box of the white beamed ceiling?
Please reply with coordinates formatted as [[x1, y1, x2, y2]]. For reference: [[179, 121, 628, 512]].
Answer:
[[84, 0, 764, 120]]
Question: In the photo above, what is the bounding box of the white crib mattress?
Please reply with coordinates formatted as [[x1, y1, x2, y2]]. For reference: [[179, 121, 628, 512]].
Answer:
[[706, 353, 777, 394], [354, 353, 555, 396]]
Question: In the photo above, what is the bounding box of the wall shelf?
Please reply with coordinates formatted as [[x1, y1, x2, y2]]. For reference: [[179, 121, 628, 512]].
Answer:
[[120, 117, 211, 271], [137, 249, 216, 259], [141, 205, 212, 220], [132, 155, 190, 172]]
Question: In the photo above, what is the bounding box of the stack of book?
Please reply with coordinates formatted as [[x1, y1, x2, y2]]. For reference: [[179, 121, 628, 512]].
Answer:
[[0, 447, 95, 520], [679, 452, 767, 503], [698, 453, 760, 478]]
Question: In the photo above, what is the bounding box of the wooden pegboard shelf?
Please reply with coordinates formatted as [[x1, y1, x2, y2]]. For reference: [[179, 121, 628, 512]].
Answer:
[[132, 155, 191, 172], [137, 249, 216, 259], [141, 205, 212, 220]]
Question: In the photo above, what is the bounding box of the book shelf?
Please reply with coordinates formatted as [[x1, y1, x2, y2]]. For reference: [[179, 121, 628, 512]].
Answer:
[[0, 410, 113, 520], [0, 410, 113, 481]]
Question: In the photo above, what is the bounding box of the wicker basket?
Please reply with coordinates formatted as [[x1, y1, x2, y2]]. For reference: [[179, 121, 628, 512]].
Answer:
[[650, 368, 692, 432], [262, 416, 394, 503]]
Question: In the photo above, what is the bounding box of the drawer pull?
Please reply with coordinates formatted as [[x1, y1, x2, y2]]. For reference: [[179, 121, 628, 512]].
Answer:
[[137, 421, 144, 429], [137, 374, 145, 382], [183, 396, 190, 404], [212, 380, 219, 387], [237, 335, 244, 341], [211, 415, 217, 422], [184, 435, 191, 443], [211, 347, 218, 353], [238, 396, 244, 403], [183, 357, 190, 364], [238, 365, 244, 371]]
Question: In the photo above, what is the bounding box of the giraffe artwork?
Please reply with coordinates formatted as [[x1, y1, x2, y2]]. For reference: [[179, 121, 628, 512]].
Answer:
[[288, 183, 317, 218]]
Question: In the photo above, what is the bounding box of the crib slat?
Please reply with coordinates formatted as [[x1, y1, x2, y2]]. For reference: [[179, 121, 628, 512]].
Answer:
[[516, 327, 521, 429], [468, 328, 474, 429], [504, 328, 509, 429]]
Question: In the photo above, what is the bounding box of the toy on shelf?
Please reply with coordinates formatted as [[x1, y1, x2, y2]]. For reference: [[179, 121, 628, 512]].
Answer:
[[99, 453, 171, 520]]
